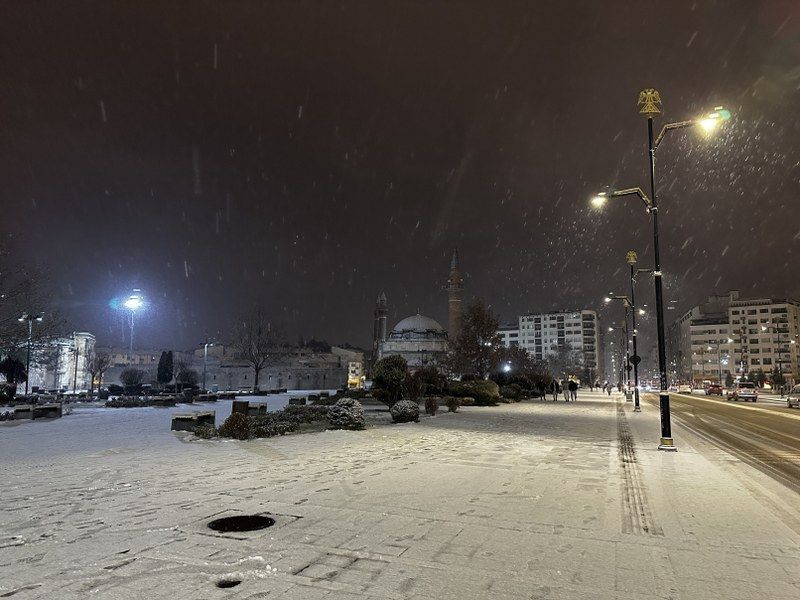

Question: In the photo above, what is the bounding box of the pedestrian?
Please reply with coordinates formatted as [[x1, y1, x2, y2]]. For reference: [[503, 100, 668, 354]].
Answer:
[[568, 379, 578, 402], [562, 379, 570, 402], [606, 383, 612, 396], [551, 380, 559, 402]]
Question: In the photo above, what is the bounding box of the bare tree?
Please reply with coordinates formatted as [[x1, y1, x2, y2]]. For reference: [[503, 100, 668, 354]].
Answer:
[[446, 298, 501, 377], [0, 247, 68, 359], [232, 309, 289, 392], [86, 351, 111, 394]]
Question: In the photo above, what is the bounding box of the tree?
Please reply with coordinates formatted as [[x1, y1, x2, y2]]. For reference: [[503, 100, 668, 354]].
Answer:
[[86, 351, 111, 394], [724, 372, 734, 388], [157, 351, 174, 386], [770, 366, 786, 390], [447, 298, 501, 377], [0, 247, 68, 360], [546, 343, 583, 381], [372, 355, 409, 405], [176, 367, 199, 389], [0, 356, 26, 384], [120, 367, 145, 388], [232, 309, 288, 392], [754, 368, 767, 388]]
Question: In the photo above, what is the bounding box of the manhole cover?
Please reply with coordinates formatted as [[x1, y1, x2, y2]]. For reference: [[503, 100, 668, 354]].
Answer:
[[207, 514, 275, 533], [216, 578, 242, 588]]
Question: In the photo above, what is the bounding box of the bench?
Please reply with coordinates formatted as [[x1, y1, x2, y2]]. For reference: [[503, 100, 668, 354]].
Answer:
[[171, 411, 215, 432], [13, 403, 62, 420]]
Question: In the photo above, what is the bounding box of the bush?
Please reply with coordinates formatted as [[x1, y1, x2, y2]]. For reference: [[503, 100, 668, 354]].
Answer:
[[415, 366, 447, 395], [390, 399, 420, 423], [344, 388, 368, 399], [310, 394, 336, 406], [218, 412, 251, 440], [327, 398, 366, 430], [372, 355, 409, 406], [444, 397, 460, 412], [251, 414, 300, 437], [0, 383, 16, 405], [500, 383, 524, 401], [402, 372, 425, 403], [424, 396, 438, 415], [460, 373, 479, 381], [194, 425, 218, 439], [107, 384, 124, 395], [120, 367, 146, 387], [282, 404, 329, 423], [447, 380, 500, 406]]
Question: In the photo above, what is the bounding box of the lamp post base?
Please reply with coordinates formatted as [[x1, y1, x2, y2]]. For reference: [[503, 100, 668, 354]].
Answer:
[[633, 406, 641, 412], [658, 438, 677, 452]]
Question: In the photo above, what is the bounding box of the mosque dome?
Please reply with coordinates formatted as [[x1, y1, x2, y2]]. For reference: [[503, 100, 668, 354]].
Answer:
[[388, 314, 447, 340]]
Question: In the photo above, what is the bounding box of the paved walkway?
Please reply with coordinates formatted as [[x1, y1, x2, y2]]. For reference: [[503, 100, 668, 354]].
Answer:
[[2, 392, 799, 599]]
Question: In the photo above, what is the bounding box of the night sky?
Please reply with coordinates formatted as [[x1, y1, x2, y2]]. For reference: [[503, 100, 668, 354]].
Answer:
[[3, 1, 799, 352]]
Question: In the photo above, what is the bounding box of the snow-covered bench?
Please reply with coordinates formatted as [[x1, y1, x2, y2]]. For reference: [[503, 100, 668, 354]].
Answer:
[[171, 411, 215, 432]]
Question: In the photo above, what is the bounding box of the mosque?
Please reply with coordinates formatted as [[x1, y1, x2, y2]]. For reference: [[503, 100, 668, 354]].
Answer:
[[372, 250, 463, 371]]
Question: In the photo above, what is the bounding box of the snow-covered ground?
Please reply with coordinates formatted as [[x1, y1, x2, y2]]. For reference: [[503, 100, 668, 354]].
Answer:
[[0, 389, 337, 464]]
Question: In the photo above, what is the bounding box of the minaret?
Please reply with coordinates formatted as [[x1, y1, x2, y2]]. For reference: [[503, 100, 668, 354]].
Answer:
[[445, 249, 464, 341], [373, 292, 388, 354]]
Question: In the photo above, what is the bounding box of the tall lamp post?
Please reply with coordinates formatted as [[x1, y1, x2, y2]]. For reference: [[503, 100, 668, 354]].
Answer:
[[18, 313, 44, 397], [202, 341, 215, 392], [764, 319, 786, 397], [608, 323, 628, 391], [591, 93, 730, 451], [606, 255, 651, 412], [606, 297, 632, 401], [123, 290, 144, 364]]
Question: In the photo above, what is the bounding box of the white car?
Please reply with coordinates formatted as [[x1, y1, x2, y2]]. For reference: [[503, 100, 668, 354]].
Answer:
[[787, 384, 800, 409], [726, 382, 758, 402], [677, 384, 692, 394]]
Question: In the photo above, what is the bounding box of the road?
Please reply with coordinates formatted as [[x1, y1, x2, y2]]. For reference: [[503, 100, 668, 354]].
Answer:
[[645, 392, 800, 493]]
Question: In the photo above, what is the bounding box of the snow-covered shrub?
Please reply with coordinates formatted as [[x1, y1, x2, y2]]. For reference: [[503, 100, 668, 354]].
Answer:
[[390, 399, 419, 423], [327, 398, 366, 430]]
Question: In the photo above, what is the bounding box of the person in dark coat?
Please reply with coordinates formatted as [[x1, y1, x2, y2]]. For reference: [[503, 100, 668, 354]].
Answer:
[[568, 379, 578, 402]]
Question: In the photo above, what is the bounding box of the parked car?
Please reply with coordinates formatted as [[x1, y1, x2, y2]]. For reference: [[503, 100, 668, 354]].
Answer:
[[677, 384, 692, 394], [705, 383, 723, 396], [726, 382, 758, 402], [787, 384, 800, 409]]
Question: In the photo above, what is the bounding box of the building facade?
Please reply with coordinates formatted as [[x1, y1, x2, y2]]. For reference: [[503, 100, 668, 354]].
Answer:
[[667, 291, 800, 385], [496, 310, 603, 379], [378, 314, 449, 369], [26, 332, 96, 393]]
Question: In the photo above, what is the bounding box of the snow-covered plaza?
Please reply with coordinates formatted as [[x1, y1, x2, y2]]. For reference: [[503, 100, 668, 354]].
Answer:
[[2, 391, 799, 599]]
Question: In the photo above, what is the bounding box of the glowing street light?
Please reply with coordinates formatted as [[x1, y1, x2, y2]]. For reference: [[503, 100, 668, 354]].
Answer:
[[590, 91, 731, 452], [123, 289, 144, 364], [502, 362, 512, 373], [591, 193, 608, 208]]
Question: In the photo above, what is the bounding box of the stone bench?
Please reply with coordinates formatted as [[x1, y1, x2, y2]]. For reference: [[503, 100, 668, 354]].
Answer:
[[247, 402, 267, 416], [13, 403, 62, 420], [288, 397, 307, 406], [171, 411, 215, 432], [231, 400, 268, 416]]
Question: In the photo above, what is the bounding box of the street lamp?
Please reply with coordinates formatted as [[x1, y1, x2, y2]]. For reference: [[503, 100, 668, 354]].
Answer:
[[607, 296, 633, 403], [591, 91, 730, 451], [624, 251, 653, 412], [202, 340, 215, 392], [18, 313, 43, 397], [608, 322, 628, 392], [123, 290, 144, 364], [503, 362, 512, 373]]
